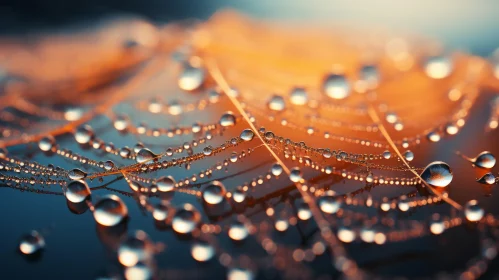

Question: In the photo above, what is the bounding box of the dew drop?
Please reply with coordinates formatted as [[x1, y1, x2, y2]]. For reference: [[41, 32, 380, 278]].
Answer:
[[397, 196, 410, 212], [289, 167, 302, 183], [240, 129, 255, 142], [136, 148, 156, 164], [420, 161, 453, 188], [93, 195, 128, 227], [382, 150, 391, 159], [445, 123, 459, 135], [477, 173, 496, 185], [202, 181, 227, 205], [168, 100, 183, 116], [228, 220, 249, 241], [323, 74, 350, 100], [114, 115, 130, 131], [337, 226, 356, 243], [75, 125, 94, 144], [403, 150, 414, 161], [68, 168, 87, 180], [385, 112, 398, 124], [427, 131, 441, 142], [297, 202, 312, 220], [152, 203, 169, 221], [178, 63, 205, 91], [66, 180, 91, 203], [464, 200, 484, 222], [289, 87, 308, 105], [172, 204, 201, 234], [156, 176, 176, 192], [430, 214, 445, 235], [267, 95, 286, 111], [38, 136, 56, 152], [359, 64, 380, 88], [271, 163, 283, 176], [118, 230, 154, 267], [318, 190, 341, 214], [472, 151, 496, 169], [424, 55, 453, 79], [228, 268, 254, 280], [220, 111, 236, 127], [19, 230, 45, 255], [232, 188, 246, 203], [191, 241, 214, 262]]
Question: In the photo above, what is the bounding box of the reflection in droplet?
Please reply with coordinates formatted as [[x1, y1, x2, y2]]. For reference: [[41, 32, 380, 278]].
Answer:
[[289, 87, 308, 105], [118, 230, 154, 267], [477, 173, 496, 185], [66, 180, 91, 203], [19, 230, 45, 255], [404, 150, 414, 162], [318, 190, 341, 214], [232, 187, 246, 203], [75, 125, 94, 144], [172, 204, 201, 234], [382, 150, 391, 159], [68, 168, 87, 180], [424, 55, 453, 79], [152, 203, 169, 221], [93, 195, 128, 227], [464, 200, 484, 222], [472, 151, 496, 169], [360, 226, 375, 243], [267, 95, 286, 111], [359, 64, 380, 89], [420, 161, 453, 188], [323, 74, 350, 100], [191, 241, 214, 262], [220, 112, 236, 127], [430, 214, 445, 235], [178, 63, 205, 91], [156, 176, 175, 192], [271, 163, 283, 176], [39, 136, 56, 152], [240, 129, 255, 142], [275, 219, 289, 232], [136, 148, 157, 164], [202, 181, 227, 205], [289, 167, 302, 183]]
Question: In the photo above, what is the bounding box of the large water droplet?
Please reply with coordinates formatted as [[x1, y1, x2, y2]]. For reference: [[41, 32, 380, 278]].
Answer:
[[427, 131, 441, 142], [178, 63, 205, 91], [75, 125, 94, 144], [289, 87, 308, 105], [68, 168, 87, 180], [464, 200, 484, 222], [359, 64, 380, 89], [168, 100, 183, 116], [228, 220, 249, 241], [267, 95, 286, 111], [477, 173, 496, 185], [172, 204, 201, 234], [289, 167, 302, 183], [66, 180, 91, 203], [297, 202, 312, 220], [323, 74, 350, 100], [19, 230, 45, 255], [318, 190, 341, 214], [240, 129, 255, 142], [93, 195, 128, 227], [191, 241, 214, 262], [404, 150, 414, 162], [38, 136, 56, 152], [156, 176, 175, 192], [420, 161, 453, 188], [424, 55, 453, 79], [136, 148, 156, 164], [118, 230, 154, 267], [382, 150, 391, 159], [472, 151, 496, 169], [152, 203, 169, 221], [220, 112, 236, 127], [430, 214, 445, 235], [202, 181, 227, 205], [271, 163, 283, 176]]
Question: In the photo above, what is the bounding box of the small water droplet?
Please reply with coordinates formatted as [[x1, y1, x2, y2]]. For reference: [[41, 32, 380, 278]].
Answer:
[[232, 188, 246, 203], [289, 167, 302, 183], [93, 195, 128, 227], [464, 200, 484, 222], [202, 181, 227, 205], [136, 148, 157, 164], [472, 151, 496, 169], [430, 214, 445, 235], [403, 150, 414, 161], [75, 125, 94, 144], [191, 241, 214, 262], [118, 230, 154, 267], [228, 268, 254, 280], [19, 230, 45, 255], [267, 95, 286, 111], [318, 190, 341, 214], [203, 146, 213, 156], [178, 63, 205, 91], [289, 87, 308, 105], [152, 203, 169, 221], [68, 168, 87, 180], [427, 131, 441, 142], [271, 163, 283, 176], [297, 202, 312, 220], [168, 100, 183, 116], [66, 180, 91, 203], [385, 112, 398, 124], [382, 150, 391, 159], [38, 136, 56, 152], [323, 73, 350, 100], [477, 173, 496, 185], [220, 112, 236, 127], [337, 226, 355, 243], [157, 176, 176, 192], [228, 220, 249, 241], [420, 161, 453, 187], [114, 115, 130, 131], [240, 129, 254, 142], [172, 204, 200, 234]]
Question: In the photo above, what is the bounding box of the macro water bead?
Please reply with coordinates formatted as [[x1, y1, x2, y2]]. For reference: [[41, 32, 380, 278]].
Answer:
[[65, 180, 91, 203], [93, 195, 128, 227], [420, 161, 453, 187]]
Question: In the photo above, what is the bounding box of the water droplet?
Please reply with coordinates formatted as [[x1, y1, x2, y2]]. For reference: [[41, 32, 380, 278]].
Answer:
[[289, 87, 308, 105], [403, 150, 414, 161], [323, 74, 350, 100], [152, 203, 169, 221], [148, 98, 163, 114], [445, 123, 459, 135], [360, 226, 375, 243], [424, 55, 453, 79], [66, 180, 91, 203], [202, 181, 227, 205], [191, 241, 214, 262], [385, 112, 398, 124], [472, 151, 496, 169], [38, 136, 56, 152], [220, 112, 236, 127], [114, 115, 130, 131], [172, 204, 201, 234], [430, 214, 445, 235], [118, 231, 154, 268], [203, 146, 213, 156], [477, 173, 496, 185], [64, 107, 83, 121], [168, 100, 183, 116], [19, 230, 45, 255], [157, 176, 175, 192], [464, 200, 484, 222], [136, 148, 156, 164], [178, 63, 205, 91], [271, 163, 283, 176], [228, 220, 249, 241], [75, 125, 94, 144], [240, 129, 255, 141], [382, 150, 391, 159], [359, 64, 380, 88], [267, 95, 286, 111], [319, 190, 341, 214], [427, 131, 441, 142], [289, 167, 302, 183], [398, 196, 410, 212], [232, 188, 246, 203], [420, 161, 453, 187], [93, 195, 128, 227], [297, 202, 312, 220], [337, 226, 355, 243], [68, 168, 87, 180], [124, 262, 153, 280], [228, 268, 254, 280], [366, 172, 374, 183]]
